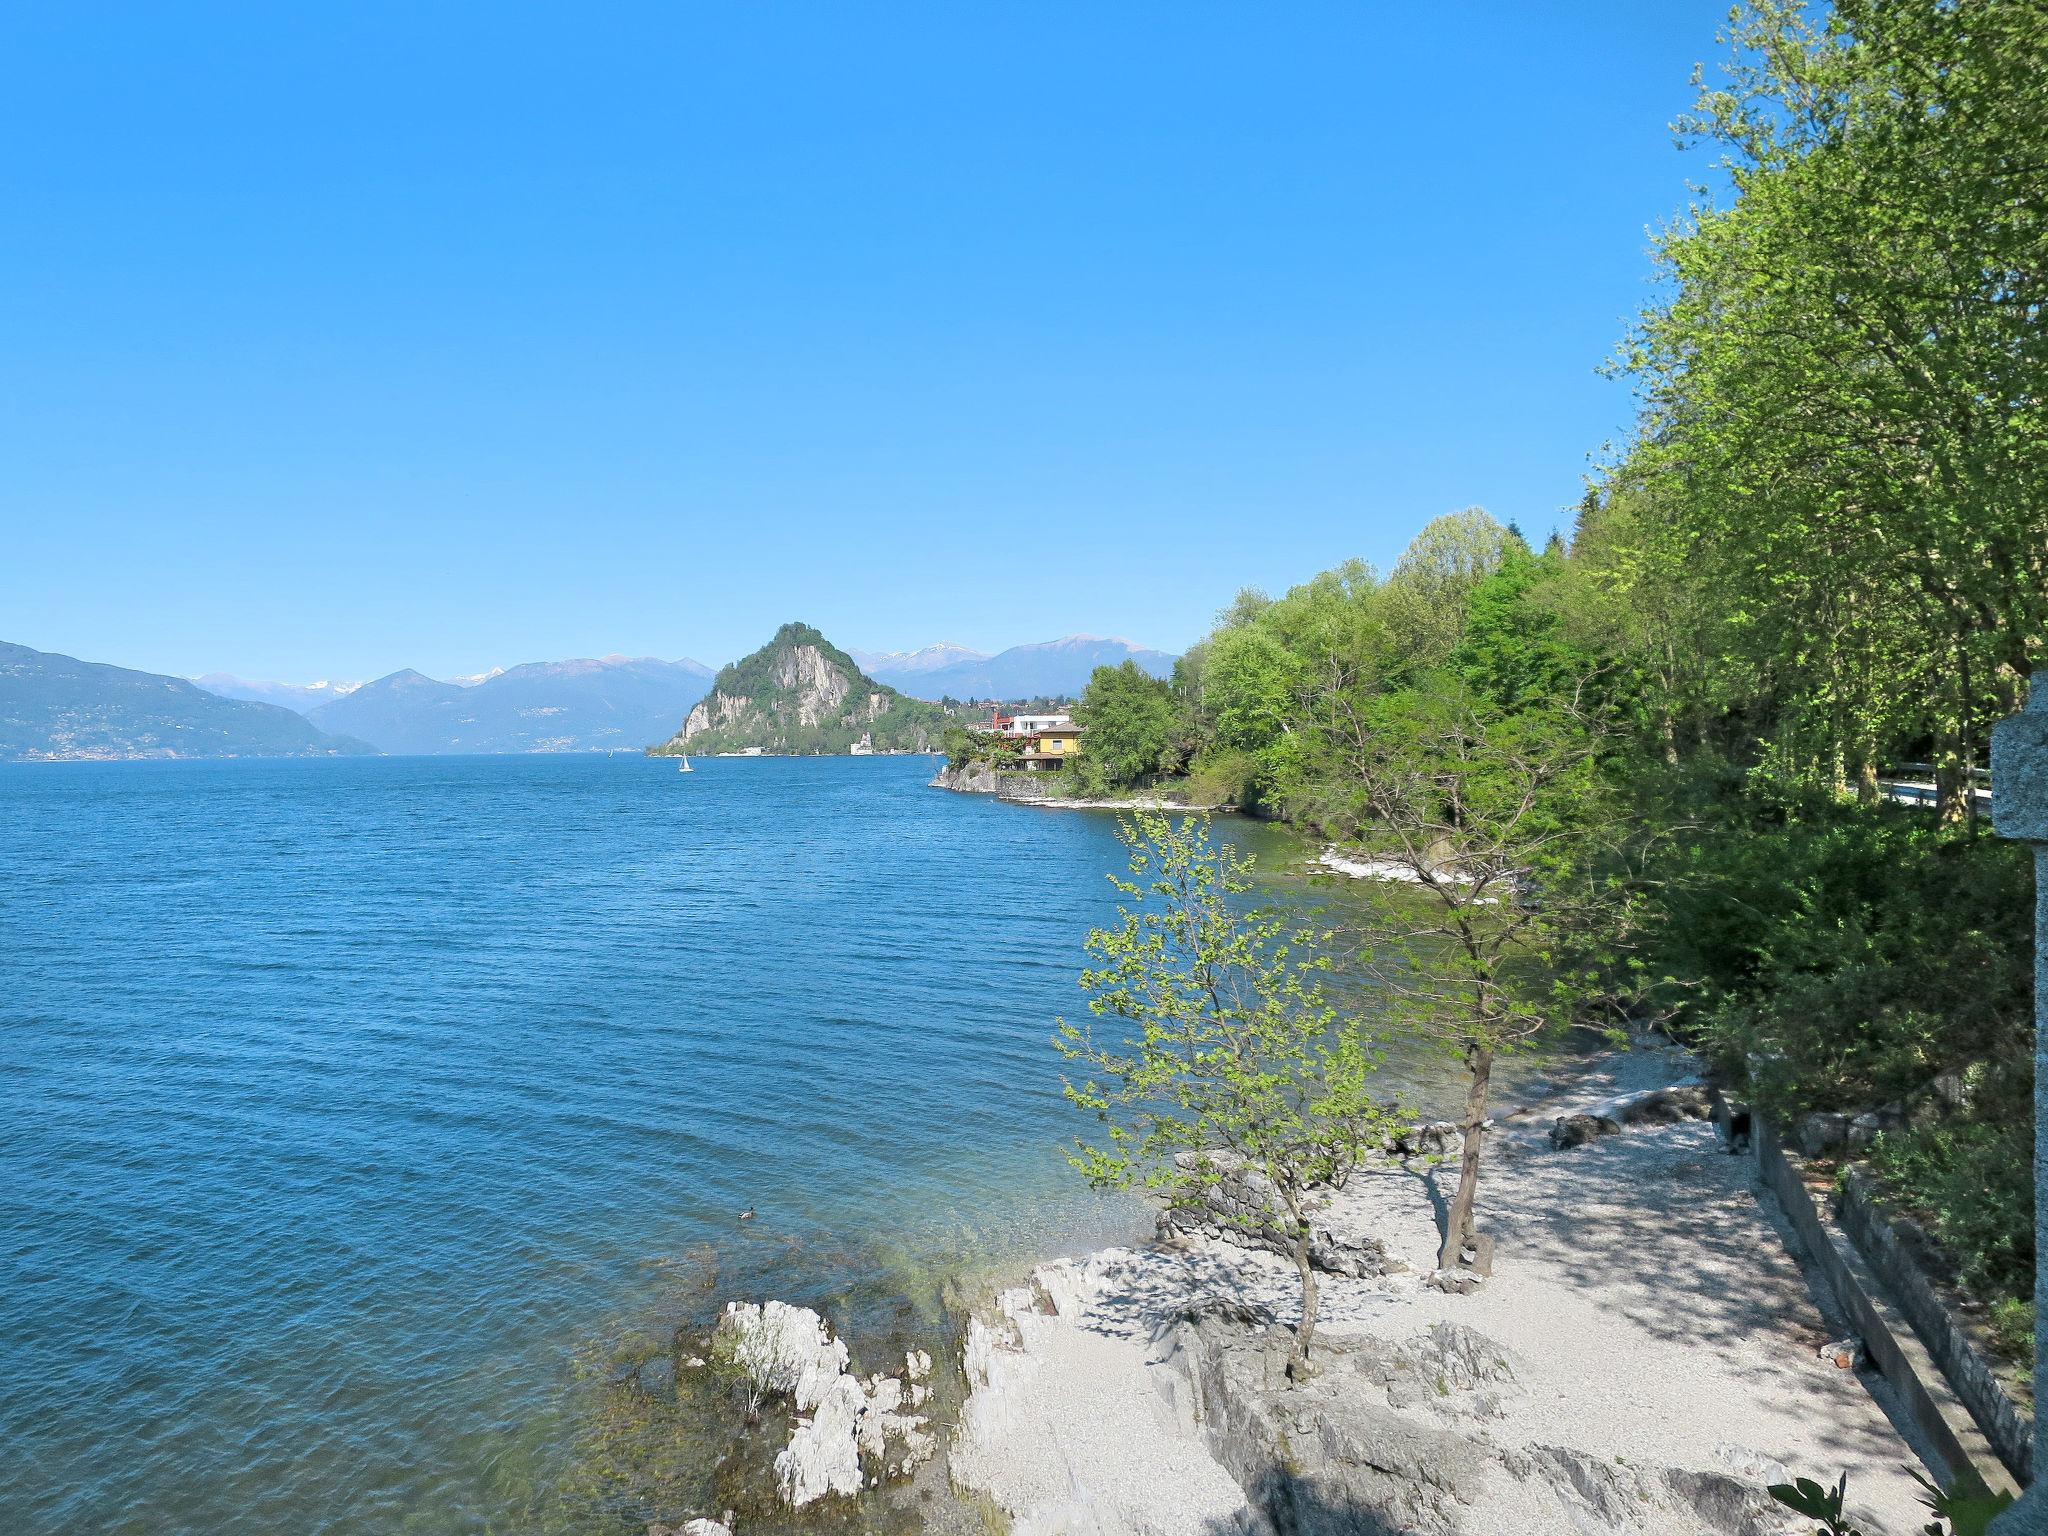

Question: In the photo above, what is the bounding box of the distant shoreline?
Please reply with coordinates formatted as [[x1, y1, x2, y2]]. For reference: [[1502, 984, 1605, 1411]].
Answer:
[[928, 760, 1238, 813]]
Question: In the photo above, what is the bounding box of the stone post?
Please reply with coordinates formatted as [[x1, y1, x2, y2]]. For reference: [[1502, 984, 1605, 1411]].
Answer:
[[1991, 681, 2048, 1532]]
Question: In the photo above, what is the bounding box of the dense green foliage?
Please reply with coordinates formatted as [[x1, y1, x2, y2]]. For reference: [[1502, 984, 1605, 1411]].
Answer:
[[1070, 0, 2040, 1316], [1873, 1108, 2035, 1358], [1645, 791, 2035, 1116], [941, 720, 1019, 771], [1622, 0, 2048, 818], [1068, 661, 1184, 795]]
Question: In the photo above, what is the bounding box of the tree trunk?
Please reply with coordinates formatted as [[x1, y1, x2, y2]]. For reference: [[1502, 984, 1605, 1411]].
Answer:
[[1439, 1045, 1495, 1272], [1288, 1220, 1319, 1381], [1936, 737, 1970, 827]]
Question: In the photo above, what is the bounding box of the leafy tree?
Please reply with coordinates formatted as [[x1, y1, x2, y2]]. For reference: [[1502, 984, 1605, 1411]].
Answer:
[[1055, 814, 1397, 1375], [1379, 508, 1516, 671], [1073, 661, 1181, 788], [942, 721, 1019, 772], [1564, 474, 1744, 771], [1622, 0, 2048, 818], [1201, 560, 1394, 815], [1321, 677, 1634, 1274], [1453, 546, 1604, 715]]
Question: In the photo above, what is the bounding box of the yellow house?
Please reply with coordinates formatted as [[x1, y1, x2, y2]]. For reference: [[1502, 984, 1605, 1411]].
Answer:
[[1019, 721, 1083, 771]]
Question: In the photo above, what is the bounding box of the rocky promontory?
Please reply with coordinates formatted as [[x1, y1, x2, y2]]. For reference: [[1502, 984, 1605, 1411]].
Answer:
[[650, 623, 944, 757]]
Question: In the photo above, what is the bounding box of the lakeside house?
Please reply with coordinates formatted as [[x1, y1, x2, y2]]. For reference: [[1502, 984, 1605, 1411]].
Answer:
[[988, 707, 1083, 773]]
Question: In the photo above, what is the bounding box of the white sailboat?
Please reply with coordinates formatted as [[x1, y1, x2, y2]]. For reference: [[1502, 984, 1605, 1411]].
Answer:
[[677, 752, 693, 774]]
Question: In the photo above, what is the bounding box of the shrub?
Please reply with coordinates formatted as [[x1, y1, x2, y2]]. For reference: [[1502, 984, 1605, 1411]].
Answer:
[[1182, 748, 1259, 807], [1872, 1104, 2035, 1359], [1635, 785, 2034, 1116]]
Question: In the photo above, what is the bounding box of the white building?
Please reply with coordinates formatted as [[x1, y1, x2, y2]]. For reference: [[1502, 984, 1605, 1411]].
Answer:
[[992, 710, 1072, 737]]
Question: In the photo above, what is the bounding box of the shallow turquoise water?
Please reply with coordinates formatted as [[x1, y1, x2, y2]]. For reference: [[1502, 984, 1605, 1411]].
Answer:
[[2, 754, 1365, 1533]]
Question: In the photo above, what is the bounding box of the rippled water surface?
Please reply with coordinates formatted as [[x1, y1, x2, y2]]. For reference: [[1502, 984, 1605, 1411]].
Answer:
[[4, 754, 1360, 1534]]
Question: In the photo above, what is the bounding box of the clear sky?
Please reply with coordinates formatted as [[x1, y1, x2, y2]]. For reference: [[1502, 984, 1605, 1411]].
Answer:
[[1, 2, 1728, 683]]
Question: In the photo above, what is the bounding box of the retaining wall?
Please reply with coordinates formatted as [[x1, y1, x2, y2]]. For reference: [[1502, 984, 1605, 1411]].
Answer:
[[1755, 1117, 2025, 1495], [1836, 1166, 2033, 1484]]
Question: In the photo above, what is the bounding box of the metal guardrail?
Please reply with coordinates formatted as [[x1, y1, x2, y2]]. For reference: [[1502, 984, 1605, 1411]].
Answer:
[[1877, 779, 1995, 810], [1892, 762, 1993, 781]]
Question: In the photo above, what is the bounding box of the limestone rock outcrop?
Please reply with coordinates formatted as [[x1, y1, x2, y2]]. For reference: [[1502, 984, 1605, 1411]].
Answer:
[[1159, 1152, 1399, 1279], [714, 1301, 935, 1509], [1154, 1309, 1791, 1536], [929, 760, 1000, 794], [716, 1300, 849, 1412]]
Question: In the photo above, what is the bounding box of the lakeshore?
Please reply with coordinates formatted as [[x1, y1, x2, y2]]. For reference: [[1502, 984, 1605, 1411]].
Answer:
[[948, 1041, 1936, 1536], [929, 760, 1239, 813], [0, 755, 1995, 1535]]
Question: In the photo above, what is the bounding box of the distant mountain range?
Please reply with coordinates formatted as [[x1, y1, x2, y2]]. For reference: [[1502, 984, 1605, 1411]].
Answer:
[[655, 623, 943, 757], [123, 632, 1178, 760], [1, 641, 374, 760], [846, 642, 990, 679], [857, 636, 1175, 701], [303, 655, 714, 755], [190, 673, 364, 713]]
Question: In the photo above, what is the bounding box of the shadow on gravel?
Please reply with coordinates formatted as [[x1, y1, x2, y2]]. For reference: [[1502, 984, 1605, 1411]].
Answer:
[[1486, 1121, 1919, 1484], [1202, 1462, 1409, 1535]]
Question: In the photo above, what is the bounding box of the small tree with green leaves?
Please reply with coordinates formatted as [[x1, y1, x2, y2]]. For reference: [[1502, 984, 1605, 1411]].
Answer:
[[1320, 675, 1638, 1276], [1055, 812, 1397, 1377]]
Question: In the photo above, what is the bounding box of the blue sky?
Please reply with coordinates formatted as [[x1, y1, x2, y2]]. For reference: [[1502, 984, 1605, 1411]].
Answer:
[[2, 3, 1727, 683]]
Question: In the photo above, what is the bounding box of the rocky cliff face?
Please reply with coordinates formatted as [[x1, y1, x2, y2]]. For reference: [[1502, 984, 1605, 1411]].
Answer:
[[928, 760, 1000, 794], [652, 622, 943, 756]]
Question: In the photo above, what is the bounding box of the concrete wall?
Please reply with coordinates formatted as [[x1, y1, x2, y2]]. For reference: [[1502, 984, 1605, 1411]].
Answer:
[[1755, 1118, 2021, 1496], [1837, 1167, 2032, 1483]]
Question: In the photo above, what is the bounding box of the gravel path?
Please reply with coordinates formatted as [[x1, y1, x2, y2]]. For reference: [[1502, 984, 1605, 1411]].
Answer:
[[952, 1045, 1938, 1535]]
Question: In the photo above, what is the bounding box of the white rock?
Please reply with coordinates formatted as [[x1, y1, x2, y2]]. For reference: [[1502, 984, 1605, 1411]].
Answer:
[[717, 1300, 849, 1412], [865, 1374, 905, 1415], [1712, 1441, 1792, 1487], [775, 1373, 867, 1505]]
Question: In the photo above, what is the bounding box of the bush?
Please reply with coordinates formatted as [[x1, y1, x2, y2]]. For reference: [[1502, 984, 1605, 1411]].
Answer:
[[1636, 777, 2036, 1354], [1635, 782, 2034, 1116], [942, 723, 1019, 772], [1872, 1100, 2035, 1359], [1182, 748, 1259, 807], [941, 723, 980, 770]]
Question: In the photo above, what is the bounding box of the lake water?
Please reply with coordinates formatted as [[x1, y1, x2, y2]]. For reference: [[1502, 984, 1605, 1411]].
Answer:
[[6, 753, 1406, 1534]]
